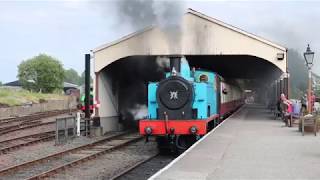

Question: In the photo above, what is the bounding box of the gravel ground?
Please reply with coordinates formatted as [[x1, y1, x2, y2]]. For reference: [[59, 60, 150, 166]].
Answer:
[[0, 133, 116, 170], [0, 113, 72, 142], [51, 139, 158, 180], [116, 154, 176, 180], [0, 132, 174, 180], [0, 112, 172, 180], [0, 124, 55, 142]]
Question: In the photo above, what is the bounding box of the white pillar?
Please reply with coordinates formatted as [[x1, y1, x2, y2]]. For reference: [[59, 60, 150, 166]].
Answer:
[[76, 112, 81, 136]]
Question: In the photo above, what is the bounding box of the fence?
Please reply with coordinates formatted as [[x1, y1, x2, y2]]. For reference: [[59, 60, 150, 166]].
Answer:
[[55, 116, 76, 145]]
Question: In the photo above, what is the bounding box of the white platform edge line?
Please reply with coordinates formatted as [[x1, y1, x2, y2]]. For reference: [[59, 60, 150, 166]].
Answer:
[[149, 105, 245, 180]]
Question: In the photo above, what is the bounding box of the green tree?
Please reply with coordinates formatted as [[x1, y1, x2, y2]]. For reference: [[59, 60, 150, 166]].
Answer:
[[315, 88, 320, 97], [18, 54, 64, 93], [0, 81, 2, 86], [288, 49, 308, 98], [64, 68, 81, 85]]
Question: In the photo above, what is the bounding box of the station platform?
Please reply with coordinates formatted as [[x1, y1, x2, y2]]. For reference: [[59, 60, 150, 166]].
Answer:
[[151, 104, 320, 180]]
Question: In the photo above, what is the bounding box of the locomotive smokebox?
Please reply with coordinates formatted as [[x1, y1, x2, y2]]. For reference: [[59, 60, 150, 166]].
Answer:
[[169, 56, 181, 73]]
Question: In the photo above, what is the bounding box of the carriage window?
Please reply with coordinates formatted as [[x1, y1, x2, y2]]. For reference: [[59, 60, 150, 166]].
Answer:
[[199, 74, 208, 82]]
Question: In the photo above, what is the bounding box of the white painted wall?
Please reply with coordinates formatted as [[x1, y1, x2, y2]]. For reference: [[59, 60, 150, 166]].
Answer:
[[97, 70, 120, 133]]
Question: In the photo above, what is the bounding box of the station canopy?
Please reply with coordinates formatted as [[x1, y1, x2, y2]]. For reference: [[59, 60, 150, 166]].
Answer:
[[91, 8, 289, 134], [93, 8, 287, 79]]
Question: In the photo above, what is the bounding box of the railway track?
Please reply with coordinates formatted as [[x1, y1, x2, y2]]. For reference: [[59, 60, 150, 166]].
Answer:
[[0, 109, 73, 127], [0, 110, 73, 136], [109, 153, 159, 180], [0, 132, 143, 179], [0, 131, 55, 154], [0, 121, 55, 136]]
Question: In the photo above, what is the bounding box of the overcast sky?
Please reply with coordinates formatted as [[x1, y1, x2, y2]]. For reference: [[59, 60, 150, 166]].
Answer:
[[1, 0, 320, 83]]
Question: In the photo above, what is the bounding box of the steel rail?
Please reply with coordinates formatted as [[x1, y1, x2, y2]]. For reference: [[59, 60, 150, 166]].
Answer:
[[0, 131, 55, 154], [0, 131, 134, 178], [0, 109, 74, 126], [0, 120, 42, 131], [109, 153, 159, 180], [27, 134, 143, 180], [0, 122, 55, 136]]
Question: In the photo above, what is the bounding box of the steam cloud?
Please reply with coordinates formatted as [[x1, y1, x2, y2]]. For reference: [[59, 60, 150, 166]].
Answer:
[[115, 0, 185, 53], [115, 0, 184, 30], [105, 57, 167, 128], [156, 56, 170, 69], [129, 104, 148, 120], [105, 0, 185, 127], [95, 1, 187, 128]]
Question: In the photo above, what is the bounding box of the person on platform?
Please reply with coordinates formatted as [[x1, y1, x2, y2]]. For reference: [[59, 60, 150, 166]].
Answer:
[[280, 93, 293, 126], [300, 94, 307, 115], [311, 91, 316, 112], [276, 98, 282, 117]]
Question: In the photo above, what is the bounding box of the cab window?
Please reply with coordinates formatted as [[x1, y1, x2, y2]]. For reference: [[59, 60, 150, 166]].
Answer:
[[199, 74, 208, 82]]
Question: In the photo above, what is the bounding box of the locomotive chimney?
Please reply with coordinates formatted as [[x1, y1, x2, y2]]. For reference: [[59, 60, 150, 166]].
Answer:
[[169, 56, 181, 73]]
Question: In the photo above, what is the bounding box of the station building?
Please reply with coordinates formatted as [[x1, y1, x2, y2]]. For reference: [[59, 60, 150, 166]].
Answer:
[[92, 9, 288, 134]]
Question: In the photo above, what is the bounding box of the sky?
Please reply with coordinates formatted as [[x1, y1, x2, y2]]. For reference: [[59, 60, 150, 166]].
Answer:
[[1, 0, 320, 83]]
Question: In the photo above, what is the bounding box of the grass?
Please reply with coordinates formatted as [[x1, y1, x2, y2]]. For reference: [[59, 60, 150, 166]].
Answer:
[[0, 87, 66, 106]]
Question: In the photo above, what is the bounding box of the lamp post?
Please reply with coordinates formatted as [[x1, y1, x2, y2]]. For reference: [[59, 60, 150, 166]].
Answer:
[[303, 44, 315, 114]]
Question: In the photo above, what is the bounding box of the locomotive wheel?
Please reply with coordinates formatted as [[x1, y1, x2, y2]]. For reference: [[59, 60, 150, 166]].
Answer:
[[157, 135, 200, 154], [156, 136, 174, 154], [175, 135, 197, 153]]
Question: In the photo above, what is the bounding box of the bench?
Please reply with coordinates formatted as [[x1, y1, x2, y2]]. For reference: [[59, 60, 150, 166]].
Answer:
[[301, 115, 317, 136]]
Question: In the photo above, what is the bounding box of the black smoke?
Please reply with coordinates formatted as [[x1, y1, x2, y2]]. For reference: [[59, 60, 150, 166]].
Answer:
[[104, 56, 169, 128], [113, 0, 185, 53], [114, 0, 184, 30]]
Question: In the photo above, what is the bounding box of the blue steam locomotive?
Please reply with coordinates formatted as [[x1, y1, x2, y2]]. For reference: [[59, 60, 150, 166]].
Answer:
[[139, 56, 243, 152]]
